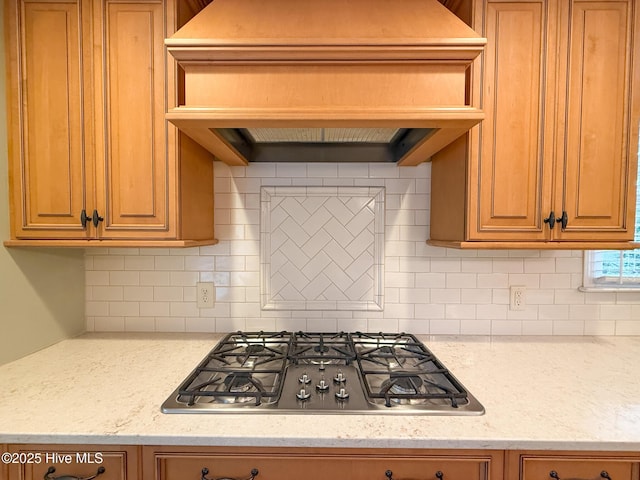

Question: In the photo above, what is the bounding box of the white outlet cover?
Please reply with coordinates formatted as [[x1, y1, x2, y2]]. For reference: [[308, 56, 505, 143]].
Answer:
[[197, 282, 215, 308]]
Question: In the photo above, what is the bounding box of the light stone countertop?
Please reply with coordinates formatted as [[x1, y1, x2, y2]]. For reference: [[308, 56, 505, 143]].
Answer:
[[0, 333, 639, 451]]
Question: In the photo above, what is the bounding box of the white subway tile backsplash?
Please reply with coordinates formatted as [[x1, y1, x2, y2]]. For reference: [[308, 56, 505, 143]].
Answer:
[[522, 320, 553, 335], [461, 288, 492, 304], [92, 256, 124, 271], [491, 320, 523, 335], [83, 161, 640, 336], [524, 258, 556, 273], [94, 316, 125, 332], [477, 273, 509, 288], [584, 320, 616, 335], [445, 273, 477, 289], [124, 256, 156, 271], [445, 304, 475, 320], [86, 271, 110, 285], [430, 258, 461, 273], [124, 317, 156, 332], [552, 320, 585, 335], [154, 286, 183, 302], [430, 288, 461, 304], [109, 271, 140, 286], [169, 272, 199, 287], [460, 319, 491, 335], [90, 286, 123, 301], [569, 304, 600, 321], [156, 317, 186, 332], [399, 288, 429, 304], [123, 286, 153, 302], [138, 271, 170, 286], [185, 256, 215, 271], [186, 317, 216, 333], [140, 302, 170, 317], [86, 301, 109, 316], [430, 319, 460, 334], [461, 258, 493, 273], [615, 320, 640, 335], [476, 304, 507, 320]]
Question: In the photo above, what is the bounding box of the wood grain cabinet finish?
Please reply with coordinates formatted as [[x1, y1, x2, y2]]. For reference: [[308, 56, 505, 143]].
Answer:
[[143, 447, 503, 480], [7, 444, 139, 480], [506, 451, 640, 480], [4, 0, 216, 247], [429, 0, 640, 249]]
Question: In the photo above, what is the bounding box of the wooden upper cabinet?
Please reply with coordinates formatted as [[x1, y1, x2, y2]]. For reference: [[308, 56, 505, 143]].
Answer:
[[553, 0, 638, 242], [4, 0, 216, 247], [5, 0, 95, 239], [471, 0, 555, 241], [94, 1, 171, 238], [430, 0, 639, 249]]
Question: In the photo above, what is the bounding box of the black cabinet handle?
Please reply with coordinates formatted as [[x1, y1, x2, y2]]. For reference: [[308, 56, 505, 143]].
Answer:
[[44, 466, 105, 480], [201, 467, 259, 480], [80, 210, 90, 229], [385, 470, 444, 480], [556, 211, 568, 230], [549, 470, 611, 480], [91, 209, 104, 228], [544, 211, 556, 230]]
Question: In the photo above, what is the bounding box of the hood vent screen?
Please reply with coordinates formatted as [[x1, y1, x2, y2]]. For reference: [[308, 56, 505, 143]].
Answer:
[[245, 128, 402, 144], [216, 128, 435, 163]]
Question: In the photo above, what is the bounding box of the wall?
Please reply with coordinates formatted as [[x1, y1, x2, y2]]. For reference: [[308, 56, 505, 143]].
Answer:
[[86, 161, 640, 336], [0, 0, 86, 365]]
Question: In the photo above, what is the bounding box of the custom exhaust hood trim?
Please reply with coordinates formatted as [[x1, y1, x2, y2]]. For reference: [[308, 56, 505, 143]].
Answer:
[[166, 0, 486, 166]]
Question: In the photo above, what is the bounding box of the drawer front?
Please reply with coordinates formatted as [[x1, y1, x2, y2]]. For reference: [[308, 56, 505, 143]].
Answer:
[[520, 456, 640, 480], [8, 445, 138, 480], [155, 453, 491, 480]]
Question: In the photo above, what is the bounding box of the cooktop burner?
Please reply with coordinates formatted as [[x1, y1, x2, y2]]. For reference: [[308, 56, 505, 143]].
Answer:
[[163, 331, 484, 415]]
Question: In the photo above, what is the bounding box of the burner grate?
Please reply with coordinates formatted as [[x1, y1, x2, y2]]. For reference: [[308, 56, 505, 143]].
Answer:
[[290, 331, 356, 364], [352, 332, 471, 408]]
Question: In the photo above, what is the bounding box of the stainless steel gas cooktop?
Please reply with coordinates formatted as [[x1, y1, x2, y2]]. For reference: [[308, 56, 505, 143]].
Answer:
[[162, 331, 484, 415]]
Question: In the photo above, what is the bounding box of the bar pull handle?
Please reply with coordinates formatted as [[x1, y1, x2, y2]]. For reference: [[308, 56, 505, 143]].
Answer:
[[44, 466, 105, 480], [201, 467, 259, 480], [549, 470, 611, 480], [385, 470, 444, 480]]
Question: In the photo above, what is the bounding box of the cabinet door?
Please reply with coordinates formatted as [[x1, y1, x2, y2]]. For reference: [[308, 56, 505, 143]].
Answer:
[[7, 444, 139, 480], [93, 0, 175, 239], [6, 0, 95, 239], [468, 0, 556, 241], [553, 0, 639, 241]]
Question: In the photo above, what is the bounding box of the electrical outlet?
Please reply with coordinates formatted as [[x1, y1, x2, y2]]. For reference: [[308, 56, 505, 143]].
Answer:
[[196, 282, 215, 308], [510, 286, 526, 311]]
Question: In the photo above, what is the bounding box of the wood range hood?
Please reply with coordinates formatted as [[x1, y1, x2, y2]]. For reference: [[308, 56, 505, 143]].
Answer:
[[166, 0, 486, 166]]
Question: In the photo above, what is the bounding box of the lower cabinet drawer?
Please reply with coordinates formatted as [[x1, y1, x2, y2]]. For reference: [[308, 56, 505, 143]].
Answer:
[[149, 449, 500, 480], [7, 444, 139, 480], [515, 454, 640, 480]]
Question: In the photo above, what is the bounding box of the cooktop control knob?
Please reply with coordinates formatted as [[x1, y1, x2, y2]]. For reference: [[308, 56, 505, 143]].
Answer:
[[299, 372, 311, 384], [316, 378, 329, 391], [333, 370, 346, 383], [335, 387, 349, 400], [296, 388, 311, 400]]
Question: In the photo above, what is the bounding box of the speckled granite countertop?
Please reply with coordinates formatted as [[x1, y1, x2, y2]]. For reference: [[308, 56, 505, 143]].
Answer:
[[0, 333, 638, 450]]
